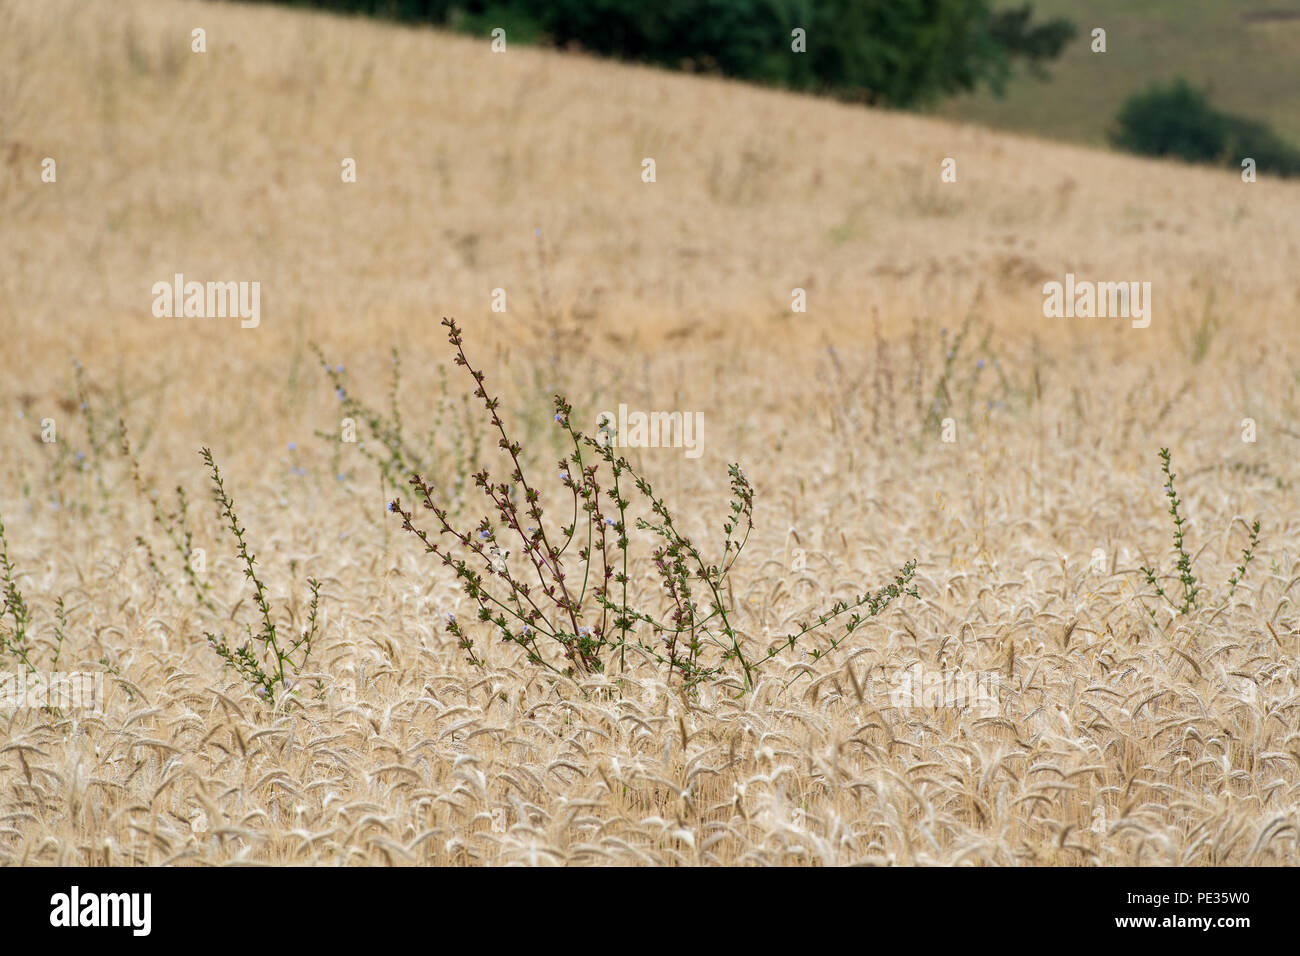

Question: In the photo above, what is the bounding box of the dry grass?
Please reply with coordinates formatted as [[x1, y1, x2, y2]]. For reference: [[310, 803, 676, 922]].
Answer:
[[1, 0, 1299, 866]]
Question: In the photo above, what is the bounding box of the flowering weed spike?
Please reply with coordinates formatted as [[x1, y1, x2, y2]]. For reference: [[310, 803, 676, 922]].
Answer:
[[1227, 518, 1261, 596], [1140, 448, 1262, 619], [0, 510, 36, 674], [200, 448, 322, 707]]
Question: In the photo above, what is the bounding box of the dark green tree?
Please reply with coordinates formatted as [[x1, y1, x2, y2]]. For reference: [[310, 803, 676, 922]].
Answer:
[[1111, 80, 1227, 164], [1111, 79, 1300, 176], [232, 0, 1075, 108]]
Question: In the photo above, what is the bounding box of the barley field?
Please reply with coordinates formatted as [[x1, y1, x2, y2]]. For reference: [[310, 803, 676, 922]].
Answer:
[[2, 0, 1300, 867]]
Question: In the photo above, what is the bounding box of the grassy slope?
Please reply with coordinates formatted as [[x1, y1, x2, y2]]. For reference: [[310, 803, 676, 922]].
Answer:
[[932, 0, 1300, 148], [3, 0, 1296, 366]]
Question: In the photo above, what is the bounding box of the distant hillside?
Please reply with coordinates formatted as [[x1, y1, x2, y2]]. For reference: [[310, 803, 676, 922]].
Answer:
[[3, 0, 1298, 355], [932, 0, 1300, 148]]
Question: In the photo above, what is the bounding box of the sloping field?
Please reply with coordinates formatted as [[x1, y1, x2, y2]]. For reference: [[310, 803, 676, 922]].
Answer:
[[0, 0, 1299, 865]]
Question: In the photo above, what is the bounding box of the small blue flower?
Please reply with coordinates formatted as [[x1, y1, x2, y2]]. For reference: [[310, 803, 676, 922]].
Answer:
[[335, 364, 344, 373], [554, 413, 564, 423], [559, 471, 569, 482], [336, 387, 346, 400], [976, 359, 985, 370], [480, 529, 491, 540], [447, 613, 456, 624], [387, 501, 396, 512], [605, 518, 615, 527], [337, 473, 346, 482], [287, 441, 297, 451], [534, 227, 542, 237], [75, 452, 85, 462]]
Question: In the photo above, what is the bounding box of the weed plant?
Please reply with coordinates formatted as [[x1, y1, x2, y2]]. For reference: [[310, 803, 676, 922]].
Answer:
[[389, 318, 919, 691]]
